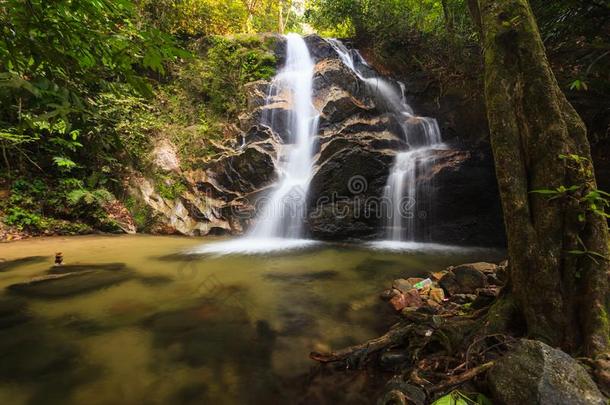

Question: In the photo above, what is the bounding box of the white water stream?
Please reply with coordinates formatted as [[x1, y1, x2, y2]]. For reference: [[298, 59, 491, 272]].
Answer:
[[194, 34, 319, 254], [327, 39, 445, 243]]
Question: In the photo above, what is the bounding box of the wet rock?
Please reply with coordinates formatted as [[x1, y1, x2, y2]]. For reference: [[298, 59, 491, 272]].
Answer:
[[426, 149, 506, 247], [208, 145, 276, 194], [307, 143, 393, 239], [448, 294, 477, 305], [392, 279, 414, 294], [439, 265, 487, 295], [8, 269, 133, 298], [380, 350, 410, 370], [378, 377, 426, 405], [318, 87, 374, 123], [429, 287, 445, 304], [305, 34, 339, 62], [454, 262, 498, 274], [390, 289, 423, 311], [488, 339, 606, 405], [380, 288, 399, 301], [405, 277, 424, 287], [243, 124, 276, 145], [243, 80, 270, 110]]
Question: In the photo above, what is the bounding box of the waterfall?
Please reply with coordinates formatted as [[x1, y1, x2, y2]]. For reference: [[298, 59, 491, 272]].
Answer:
[[193, 34, 319, 254], [327, 39, 445, 242], [250, 33, 319, 239]]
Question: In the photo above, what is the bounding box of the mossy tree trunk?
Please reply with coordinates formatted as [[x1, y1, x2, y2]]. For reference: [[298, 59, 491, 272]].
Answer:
[[468, 0, 609, 357]]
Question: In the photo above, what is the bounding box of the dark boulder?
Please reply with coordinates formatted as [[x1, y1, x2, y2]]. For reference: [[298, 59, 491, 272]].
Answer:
[[304, 34, 340, 62], [207, 145, 276, 194], [426, 149, 506, 246], [439, 264, 487, 296], [488, 339, 606, 405]]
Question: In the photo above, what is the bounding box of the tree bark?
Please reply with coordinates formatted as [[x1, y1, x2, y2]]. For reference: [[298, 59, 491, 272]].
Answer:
[[468, 0, 609, 357], [441, 0, 454, 33]]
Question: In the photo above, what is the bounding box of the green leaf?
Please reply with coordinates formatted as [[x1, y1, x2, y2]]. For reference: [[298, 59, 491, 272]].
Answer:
[[52, 156, 77, 169]]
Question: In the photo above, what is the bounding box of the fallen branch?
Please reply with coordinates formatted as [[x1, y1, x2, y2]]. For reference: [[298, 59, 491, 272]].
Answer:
[[310, 324, 413, 364]]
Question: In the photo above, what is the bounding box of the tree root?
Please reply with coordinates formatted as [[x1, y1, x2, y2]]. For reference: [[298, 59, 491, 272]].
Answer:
[[427, 361, 494, 394], [310, 294, 520, 401], [309, 324, 414, 366]]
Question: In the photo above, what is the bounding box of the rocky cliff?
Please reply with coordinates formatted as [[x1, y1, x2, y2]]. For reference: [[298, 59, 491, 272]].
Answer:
[[129, 35, 506, 247]]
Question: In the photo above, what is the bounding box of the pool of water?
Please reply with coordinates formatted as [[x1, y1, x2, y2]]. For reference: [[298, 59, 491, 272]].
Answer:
[[0, 235, 503, 404]]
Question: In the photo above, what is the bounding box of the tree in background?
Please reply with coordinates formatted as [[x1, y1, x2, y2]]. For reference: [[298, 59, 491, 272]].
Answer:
[[467, 0, 609, 358]]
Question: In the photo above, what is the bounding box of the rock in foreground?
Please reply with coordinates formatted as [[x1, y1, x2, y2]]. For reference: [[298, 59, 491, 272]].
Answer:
[[488, 339, 606, 405]]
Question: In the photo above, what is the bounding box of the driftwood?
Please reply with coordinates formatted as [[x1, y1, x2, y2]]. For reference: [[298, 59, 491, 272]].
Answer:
[[310, 324, 414, 364]]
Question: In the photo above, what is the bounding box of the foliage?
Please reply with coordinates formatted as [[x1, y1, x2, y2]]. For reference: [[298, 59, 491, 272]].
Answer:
[[431, 390, 492, 405], [306, 0, 473, 42], [198, 35, 276, 117], [136, 35, 277, 168], [139, 0, 302, 36], [155, 175, 188, 200], [1, 177, 116, 234], [0, 0, 185, 174], [531, 154, 610, 264]]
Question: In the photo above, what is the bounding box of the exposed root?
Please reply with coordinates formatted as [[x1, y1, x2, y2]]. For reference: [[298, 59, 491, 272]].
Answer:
[[311, 298, 518, 401], [428, 361, 494, 394], [310, 324, 414, 366]]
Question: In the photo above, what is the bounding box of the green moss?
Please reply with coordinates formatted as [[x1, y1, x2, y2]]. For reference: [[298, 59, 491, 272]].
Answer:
[[155, 174, 187, 200]]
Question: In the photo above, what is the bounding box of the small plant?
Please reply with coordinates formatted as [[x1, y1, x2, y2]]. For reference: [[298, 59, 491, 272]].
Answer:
[[67, 188, 114, 206], [531, 153, 610, 263], [4, 207, 43, 231]]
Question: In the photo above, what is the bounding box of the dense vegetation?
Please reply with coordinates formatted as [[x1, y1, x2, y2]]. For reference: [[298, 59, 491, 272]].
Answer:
[[1, 0, 608, 237], [0, 0, 279, 234]]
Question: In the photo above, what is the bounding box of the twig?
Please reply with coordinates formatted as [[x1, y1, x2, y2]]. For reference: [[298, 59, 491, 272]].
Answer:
[[428, 361, 494, 394]]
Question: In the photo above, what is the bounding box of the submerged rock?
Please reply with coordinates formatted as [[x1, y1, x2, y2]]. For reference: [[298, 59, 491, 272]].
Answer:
[[488, 339, 606, 405], [8, 269, 133, 298], [0, 256, 48, 272]]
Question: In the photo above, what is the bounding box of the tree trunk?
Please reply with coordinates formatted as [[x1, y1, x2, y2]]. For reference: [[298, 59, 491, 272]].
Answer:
[[468, 0, 609, 357], [441, 0, 454, 33]]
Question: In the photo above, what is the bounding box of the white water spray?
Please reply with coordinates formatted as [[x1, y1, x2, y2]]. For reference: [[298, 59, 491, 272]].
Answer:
[[251, 33, 319, 239], [193, 34, 319, 255], [327, 39, 445, 242]]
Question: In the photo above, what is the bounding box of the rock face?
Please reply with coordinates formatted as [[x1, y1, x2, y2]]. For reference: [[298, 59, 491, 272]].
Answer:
[[488, 339, 607, 405], [128, 34, 505, 246]]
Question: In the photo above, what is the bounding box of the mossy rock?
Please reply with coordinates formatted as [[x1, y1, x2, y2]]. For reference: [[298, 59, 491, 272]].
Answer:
[[488, 339, 606, 405]]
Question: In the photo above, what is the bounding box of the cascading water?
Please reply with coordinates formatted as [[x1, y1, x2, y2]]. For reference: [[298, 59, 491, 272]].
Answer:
[[251, 33, 319, 239], [194, 33, 319, 254], [327, 39, 445, 244]]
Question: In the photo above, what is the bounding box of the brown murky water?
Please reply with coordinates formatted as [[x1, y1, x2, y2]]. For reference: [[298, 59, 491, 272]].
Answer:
[[0, 235, 503, 404]]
